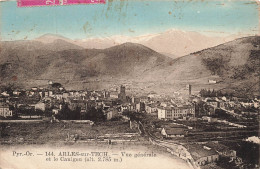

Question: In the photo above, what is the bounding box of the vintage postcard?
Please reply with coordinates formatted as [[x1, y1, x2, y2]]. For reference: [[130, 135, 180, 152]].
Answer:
[[0, 0, 259, 169]]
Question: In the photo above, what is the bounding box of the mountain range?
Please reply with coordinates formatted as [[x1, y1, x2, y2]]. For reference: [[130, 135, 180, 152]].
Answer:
[[0, 35, 259, 96], [34, 29, 242, 58]]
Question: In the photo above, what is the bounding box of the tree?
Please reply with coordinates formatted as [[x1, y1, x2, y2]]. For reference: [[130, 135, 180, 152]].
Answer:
[[0, 123, 7, 137], [217, 90, 223, 97], [122, 110, 145, 122], [195, 101, 207, 116], [85, 107, 105, 122], [211, 89, 216, 97], [51, 83, 62, 88], [70, 107, 81, 120], [56, 104, 70, 120]]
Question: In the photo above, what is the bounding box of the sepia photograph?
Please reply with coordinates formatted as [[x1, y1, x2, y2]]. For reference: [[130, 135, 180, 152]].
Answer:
[[0, 0, 259, 169]]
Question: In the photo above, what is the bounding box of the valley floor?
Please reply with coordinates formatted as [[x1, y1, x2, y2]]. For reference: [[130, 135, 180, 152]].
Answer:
[[0, 121, 191, 169]]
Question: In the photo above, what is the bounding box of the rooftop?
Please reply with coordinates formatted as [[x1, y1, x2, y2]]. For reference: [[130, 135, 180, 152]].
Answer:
[[184, 144, 218, 161], [164, 128, 186, 135], [205, 142, 232, 153]]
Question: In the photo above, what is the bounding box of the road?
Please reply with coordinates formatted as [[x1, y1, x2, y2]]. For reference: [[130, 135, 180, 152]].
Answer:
[[137, 121, 198, 169]]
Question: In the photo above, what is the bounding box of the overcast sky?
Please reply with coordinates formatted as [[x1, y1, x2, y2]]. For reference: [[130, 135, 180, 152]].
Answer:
[[1, 0, 259, 41]]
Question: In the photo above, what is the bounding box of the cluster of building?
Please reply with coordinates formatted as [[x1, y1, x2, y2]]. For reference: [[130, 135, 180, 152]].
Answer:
[[194, 95, 260, 118], [1, 81, 258, 122], [0, 83, 196, 120], [1, 83, 259, 168], [203, 96, 259, 109]]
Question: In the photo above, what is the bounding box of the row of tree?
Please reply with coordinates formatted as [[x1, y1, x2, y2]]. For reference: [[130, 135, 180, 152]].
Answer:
[[199, 89, 234, 97], [55, 104, 106, 122]]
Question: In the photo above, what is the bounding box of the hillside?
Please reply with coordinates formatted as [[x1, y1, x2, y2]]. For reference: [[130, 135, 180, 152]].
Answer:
[[197, 36, 260, 79], [140, 36, 260, 96], [0, 40, 171, 89], [0, 36, 259, 95]]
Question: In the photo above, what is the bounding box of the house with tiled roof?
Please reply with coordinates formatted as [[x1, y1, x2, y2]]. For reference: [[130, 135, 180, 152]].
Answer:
[[157, 105, 195, 120], [109, 91, 119, 99], [184, 144, 219, 166], [205, 142, 236, 159], [161, 128, 186, 138], [145, 103, 158, 114]]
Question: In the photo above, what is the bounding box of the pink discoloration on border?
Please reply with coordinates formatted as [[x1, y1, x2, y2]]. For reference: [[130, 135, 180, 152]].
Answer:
[[17, 0, 105, 7]]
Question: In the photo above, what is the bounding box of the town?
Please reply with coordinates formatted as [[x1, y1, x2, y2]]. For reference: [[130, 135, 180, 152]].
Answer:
[[0, 81, 259, 169]]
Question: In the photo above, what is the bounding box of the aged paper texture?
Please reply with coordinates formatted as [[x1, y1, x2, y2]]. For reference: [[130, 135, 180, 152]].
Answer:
[[0, 0, 259, 169]]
